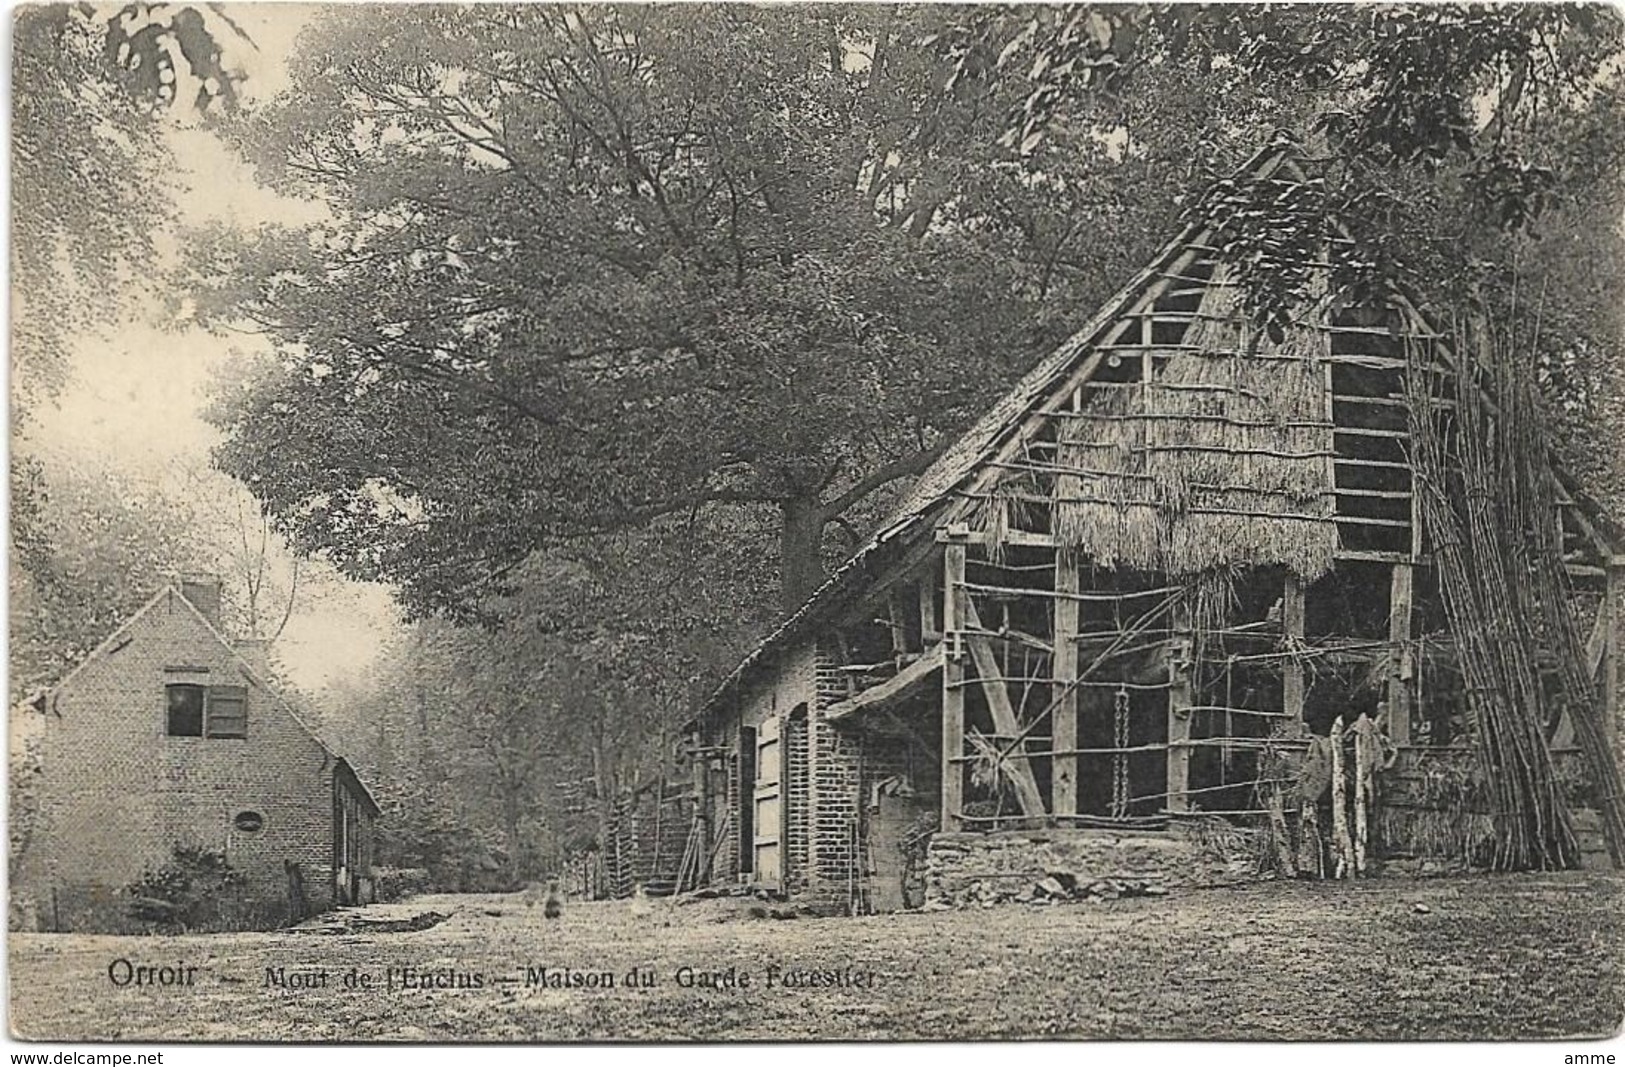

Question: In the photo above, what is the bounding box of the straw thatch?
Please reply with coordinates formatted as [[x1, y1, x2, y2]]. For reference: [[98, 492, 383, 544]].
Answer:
[[1050, 274, 1338, 580], [965, 468, 1044, 564]]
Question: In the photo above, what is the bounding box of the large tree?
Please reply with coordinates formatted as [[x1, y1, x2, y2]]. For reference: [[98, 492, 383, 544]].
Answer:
[[192, 3, 1624, 626], [175, 5, 1625, 870], [337, 506, 776, 884], [187, 3, 1289, 617]]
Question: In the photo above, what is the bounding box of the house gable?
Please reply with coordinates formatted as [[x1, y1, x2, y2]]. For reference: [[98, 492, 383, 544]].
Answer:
[[39, 584, 375, 802], [17, 584, 376, 925], [930, 252, 1451, 582]]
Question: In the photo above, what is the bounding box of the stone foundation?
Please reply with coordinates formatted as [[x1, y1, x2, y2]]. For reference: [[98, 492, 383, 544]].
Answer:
[[925, 824, 1267, 905]]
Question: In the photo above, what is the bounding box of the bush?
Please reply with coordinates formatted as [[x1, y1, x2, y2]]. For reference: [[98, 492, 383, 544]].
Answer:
[[372, 866, 430, 903], [125, 845, 245, 932]]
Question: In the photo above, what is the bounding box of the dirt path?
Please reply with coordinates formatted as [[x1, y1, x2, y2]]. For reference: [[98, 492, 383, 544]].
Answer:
[[9, 872, 1621, 1041]]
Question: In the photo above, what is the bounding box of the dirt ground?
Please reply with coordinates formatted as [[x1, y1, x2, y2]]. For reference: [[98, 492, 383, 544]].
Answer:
[[8, 870, 1621, 1042]]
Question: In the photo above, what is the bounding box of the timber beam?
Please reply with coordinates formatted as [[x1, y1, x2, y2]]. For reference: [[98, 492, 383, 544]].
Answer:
[[824, 646, 944, 722], [960, 597, 1049, 818], [1165, 600, 1193, 813], [1609, 558, 1622, 752], [1053, 547, 1080, 821], [941, 541, 966, 832], [1283, 574, 1306, 726], [1387, 563, 1414, 744]]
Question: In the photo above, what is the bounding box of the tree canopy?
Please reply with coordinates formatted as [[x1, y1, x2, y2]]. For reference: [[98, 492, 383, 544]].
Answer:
[[186, 4, 1306, 618], [11, 3, 272, 700], [13, 3, 246, 423], [187, 2, 1624, 637], [90, 0, 1621, 888]]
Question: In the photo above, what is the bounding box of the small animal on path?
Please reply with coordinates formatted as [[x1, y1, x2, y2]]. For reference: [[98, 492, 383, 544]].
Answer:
[[523, 878, 564, 918]]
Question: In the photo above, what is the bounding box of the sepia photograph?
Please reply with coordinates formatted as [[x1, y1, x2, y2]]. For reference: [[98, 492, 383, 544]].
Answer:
[[7, 0, 1625, 1048]]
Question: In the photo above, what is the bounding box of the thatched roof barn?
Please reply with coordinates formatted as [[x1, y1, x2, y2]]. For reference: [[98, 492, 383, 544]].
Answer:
[[680, 136, 1624, 913]]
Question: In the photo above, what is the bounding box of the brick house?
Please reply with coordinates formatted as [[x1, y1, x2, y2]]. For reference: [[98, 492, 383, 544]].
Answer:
[[684, 136, 1622, 913], [12, 575, 379, 931]]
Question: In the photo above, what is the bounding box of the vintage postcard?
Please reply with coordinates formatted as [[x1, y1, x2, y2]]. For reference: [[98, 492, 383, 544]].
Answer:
[[8, 1, 1624, 1049]]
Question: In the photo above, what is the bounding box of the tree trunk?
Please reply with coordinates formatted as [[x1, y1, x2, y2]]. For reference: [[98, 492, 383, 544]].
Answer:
[[779, 496, 827, 616], [500, 782, 523, 886]]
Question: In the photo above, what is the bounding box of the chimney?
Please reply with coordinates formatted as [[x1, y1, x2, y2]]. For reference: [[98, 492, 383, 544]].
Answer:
[[233, 637, 274, 680], [179, 573, 223, 631]]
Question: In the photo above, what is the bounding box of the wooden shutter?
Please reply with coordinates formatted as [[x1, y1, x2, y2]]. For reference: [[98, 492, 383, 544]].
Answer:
[[206, 685, 248, 738]]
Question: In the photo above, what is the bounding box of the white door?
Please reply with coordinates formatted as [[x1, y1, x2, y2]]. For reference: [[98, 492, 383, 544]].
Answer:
[[753, 716, 782, 884]]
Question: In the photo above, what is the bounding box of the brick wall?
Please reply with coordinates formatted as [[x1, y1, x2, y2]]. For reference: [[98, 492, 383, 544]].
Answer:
[[721, 750, 740, 881], [814, 643, 848, 708], [783, 706, 810, 894], [809, 716, 862, 885], [15, 589, 344, 931], [800, 640, 924, 908], [695, 638, 930, 908]]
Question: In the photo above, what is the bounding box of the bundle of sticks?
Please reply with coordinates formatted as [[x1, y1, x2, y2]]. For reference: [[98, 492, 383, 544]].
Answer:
[[1405, 313, 1623, 870]]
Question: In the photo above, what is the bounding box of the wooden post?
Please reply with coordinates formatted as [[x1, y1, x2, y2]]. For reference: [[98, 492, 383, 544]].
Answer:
[[1166, 600, 1193, 813], [1283, 573, 1306, 726], [887, 593, 907, 656], [1607, 557, 1622, 755], [1050, 385, 1083, 823], [1352, 716, 1368, 875], [688, 744, 707, 888], [1052, 548, 1080, 822], [941, 539, 967, 832], [1387, 563, 1414, 745], [918, 579, 939, 642], [1329, 716, 1351, 879], [650, 775, 666, 876]]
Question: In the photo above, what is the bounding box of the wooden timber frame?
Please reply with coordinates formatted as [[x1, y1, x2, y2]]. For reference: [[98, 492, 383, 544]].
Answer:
[[941, 535, 967, 831], [814, 426, 1616, 844], [686, 137, 1625, 892], [920, 535, 1620, 834], [899, 261, 1625, 835], [929, 526, 1303, 830]]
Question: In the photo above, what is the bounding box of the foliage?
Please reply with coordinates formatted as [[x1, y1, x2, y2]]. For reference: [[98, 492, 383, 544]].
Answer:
[[101, 2, 248, 114], [342, 515, 771, 888], [190, 5, 1625, 625], [11, 4, 271, 700], [171, 4, 1625, 853], [125, 844, 245, 932], [12, 3, 247, 426], [165, 455, 307, 642], [186, 3, 1275, 617], [8, 451, 213, 698], [952, 5, 1625, 344], [13, 5, 165, 422], [7, 446, 315, 700]]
